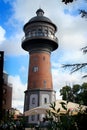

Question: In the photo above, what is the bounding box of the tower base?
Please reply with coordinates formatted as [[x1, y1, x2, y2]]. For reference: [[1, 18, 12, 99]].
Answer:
[[24, 89, 56, 124]]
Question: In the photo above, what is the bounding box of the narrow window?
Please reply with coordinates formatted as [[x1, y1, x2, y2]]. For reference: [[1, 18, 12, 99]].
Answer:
[[43, 56, 45, 60], [37, 28, 42, 36], [44, 29, 48, 36], [32, 97, 35, 104], [32, 30, 36, 37], [3, 99, 6, 105], [34, 57, 38, 61], [44, 98, 47, 104], [31, 115, 35, 121], [43, 80, 46, 88], [28, 31, 31, 37], [3, 88, 6, 94], [33, 81, 36, 88]]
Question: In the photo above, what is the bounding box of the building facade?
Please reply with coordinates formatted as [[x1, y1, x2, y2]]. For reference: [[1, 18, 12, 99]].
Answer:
[[2, 73, 12, 110], [22, 9, 58, 124], [0, 51, 12, 119], [0, 51, 4, 119]]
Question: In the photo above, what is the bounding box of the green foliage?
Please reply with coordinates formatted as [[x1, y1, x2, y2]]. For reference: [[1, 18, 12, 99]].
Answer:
[[60, 85, 72, 100], [60, 102, 67, 111], [61, 0, 87, 19], [50, 102, 56, 110], [0, 111, 25, 130], [45, 101, 87, 130], [62, 0, 75, 4], [60, 83, 87, 106]]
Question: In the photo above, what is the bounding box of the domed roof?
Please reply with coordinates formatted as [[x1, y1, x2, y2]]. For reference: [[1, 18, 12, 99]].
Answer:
[[29, 15, 52, 23], [29, 8, 52, 23], [23, 8, 57, 31]]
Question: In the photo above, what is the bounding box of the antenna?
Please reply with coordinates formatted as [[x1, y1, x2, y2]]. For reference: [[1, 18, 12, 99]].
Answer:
[[39, 0, 42, 9]]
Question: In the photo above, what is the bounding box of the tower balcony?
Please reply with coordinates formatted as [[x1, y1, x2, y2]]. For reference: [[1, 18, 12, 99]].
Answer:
[[22, 31, 58, 43], [22, 32, 58, 52]]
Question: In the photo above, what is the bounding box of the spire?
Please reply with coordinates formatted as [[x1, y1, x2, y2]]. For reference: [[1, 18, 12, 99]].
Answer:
[[36, 8, 44, 16]]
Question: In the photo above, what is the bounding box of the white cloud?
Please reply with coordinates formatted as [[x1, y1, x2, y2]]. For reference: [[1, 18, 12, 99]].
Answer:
[[0, 32, 27, 56], [1, 0, 87, 57], [12, 100, 24, 113], [52, 68, 87, 99], [19, 66, 26, 73], [8, 75, 27, 113], [0, 26, 6, 43]]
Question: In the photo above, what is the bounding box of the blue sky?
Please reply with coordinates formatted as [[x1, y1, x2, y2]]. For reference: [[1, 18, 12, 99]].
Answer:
[[4, 55, 28, 83], [0, 0, 87, 112]]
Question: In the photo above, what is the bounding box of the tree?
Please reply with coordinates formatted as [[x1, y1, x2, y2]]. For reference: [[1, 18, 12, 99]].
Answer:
[[43, 101, 87, 130], [60, 83, 87, 105], [62, 0, 76, 4], [44, 102, 77, 130], [80, 82, 87, 105], [62, 0, 87, 18], [60, 85, 72, 101], [63, 47, 87, 77]]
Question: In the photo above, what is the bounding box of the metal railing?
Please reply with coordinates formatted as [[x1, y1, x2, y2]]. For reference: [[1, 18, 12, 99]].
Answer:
[[21, 33, 58, 43]]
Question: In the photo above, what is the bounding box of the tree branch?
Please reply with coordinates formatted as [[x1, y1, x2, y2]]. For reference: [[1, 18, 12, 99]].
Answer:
[[62, 0, 87, 18], [62, 63, 87, 73], [79, 10, 87, 18], [81, 46, 87, 54], [62, 0, 75, 4]]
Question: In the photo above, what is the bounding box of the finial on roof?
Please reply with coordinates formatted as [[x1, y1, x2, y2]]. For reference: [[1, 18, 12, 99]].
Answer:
[[36, 8, 44, 16]]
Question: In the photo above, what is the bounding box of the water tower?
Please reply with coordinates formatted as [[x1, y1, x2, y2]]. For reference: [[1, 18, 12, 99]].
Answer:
[[22, 8, 58, 124]]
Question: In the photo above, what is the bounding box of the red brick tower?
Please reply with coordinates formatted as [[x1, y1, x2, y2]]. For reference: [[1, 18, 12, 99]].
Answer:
[[22, 9, 58, 124]]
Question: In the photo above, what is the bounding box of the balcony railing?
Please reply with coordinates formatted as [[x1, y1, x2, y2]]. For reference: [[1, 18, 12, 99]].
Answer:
[[22, 32, 58, 43]]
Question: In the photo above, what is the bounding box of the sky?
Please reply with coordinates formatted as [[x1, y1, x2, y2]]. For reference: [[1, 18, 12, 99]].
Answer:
[[0, 0, 87, 113]]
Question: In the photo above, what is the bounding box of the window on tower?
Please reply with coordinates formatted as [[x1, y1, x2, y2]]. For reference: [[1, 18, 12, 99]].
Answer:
[[31, 115, 35, 121], [44, 29, 48, 36], [32, 66, 38, 72], [37, 28, 43, 36], [27, 31, 31, 38], [32, 97, 35, 104], [44, 98, 47, 104], [34, 56, 38, 61], [43, 80, 46, 88], [3, 88, 7, 94], [43, 56, 45, 60], [2, 99, 6, 105]]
